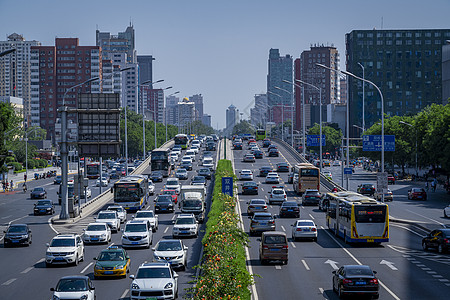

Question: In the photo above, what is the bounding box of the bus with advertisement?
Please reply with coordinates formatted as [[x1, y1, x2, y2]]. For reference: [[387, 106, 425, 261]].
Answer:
[[325, 192, 389, 244], [150, 148, 172, 177], [292, 163, 320, 195], [112, 175, 149, 212], [255, 129, 266, 140], [174, 134, 189, 149], [86, 162, 100, 179]]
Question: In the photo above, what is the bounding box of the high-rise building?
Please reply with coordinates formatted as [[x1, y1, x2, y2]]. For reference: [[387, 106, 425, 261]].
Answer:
[[189, 94, 204, 120], [294, 45, 340, 130], [250, 93, 268, 127], [202, 114, 211, 127], [0, 33, 40, 125], [443, 41, 450, 104], [346, 29, 450, 137], [165, 95, 179, 125], [226, 104, 239, 135], [30, 38, 101, 140], [137, 55, 154, 85], [178, 97, 195, 130], [143, 88, 164, 123], [96, 24, 136, 63]]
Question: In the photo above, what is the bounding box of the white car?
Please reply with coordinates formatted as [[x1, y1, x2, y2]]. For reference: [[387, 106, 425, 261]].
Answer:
[[181, 156, 193, 164], [95, 210, 120, 233], [165, 178, 181, 194], [81, 187, 92, 199], [265, 173, 280, 184], [172, 214, 199, 238], [169, 152, 179, 161], [322, 171, 332, 180], [152, 239, 188, 270], [133, 210, 159, 232], [191, 145, 199, 154], [95, 177, 108, 187], [239, 169, 254, 181], [46, 234, 85, 266], [83, 223, 111, 244], [171, 148, 181, 156], [130, 262, 178, 299], [444, 205, 450, 218], [269, 187, 287, 205], [107, 205, 127, 223], [291, 219, 318, 241], [185, 150, 196, 161], [332, 161, 341, 166], [121, 220, 153, 248], [202, 157, 214, 170], [51, 276, 95, 300]]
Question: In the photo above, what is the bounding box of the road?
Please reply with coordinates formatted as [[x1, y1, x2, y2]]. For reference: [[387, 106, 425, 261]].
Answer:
[[0, 143, 220, 300], [230, 139, 450, 300]]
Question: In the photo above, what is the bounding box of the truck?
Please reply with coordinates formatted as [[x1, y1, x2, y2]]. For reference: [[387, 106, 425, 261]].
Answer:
[[179, 185, 206, 223]]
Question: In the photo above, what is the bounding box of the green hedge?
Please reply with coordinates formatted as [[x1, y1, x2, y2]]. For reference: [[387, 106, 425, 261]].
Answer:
[[190, 159, 254, 300], [7, 162, 23, 172]]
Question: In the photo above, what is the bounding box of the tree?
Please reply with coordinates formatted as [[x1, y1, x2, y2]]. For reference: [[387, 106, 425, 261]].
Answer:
[[232, 120, 255, 136], [0, 103, 21, 173], [307, 124, 343, 155]]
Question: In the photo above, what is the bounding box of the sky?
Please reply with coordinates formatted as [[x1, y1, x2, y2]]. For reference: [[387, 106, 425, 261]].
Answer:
[[1, 0, 449, 129]]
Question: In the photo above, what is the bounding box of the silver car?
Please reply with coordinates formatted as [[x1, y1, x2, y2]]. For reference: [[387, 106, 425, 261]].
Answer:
[[107, 205, 127, 223]]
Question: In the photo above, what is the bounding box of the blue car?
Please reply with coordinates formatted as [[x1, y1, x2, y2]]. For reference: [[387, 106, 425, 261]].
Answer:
[[151, 171, 163, 182]]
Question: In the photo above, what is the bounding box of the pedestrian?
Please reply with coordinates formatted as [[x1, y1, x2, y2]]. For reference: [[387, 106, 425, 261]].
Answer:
[[10, 180, 13, 191], [425, 181, 429, 192], [24, 174, 27, 182], [432, 179, 437, 192]]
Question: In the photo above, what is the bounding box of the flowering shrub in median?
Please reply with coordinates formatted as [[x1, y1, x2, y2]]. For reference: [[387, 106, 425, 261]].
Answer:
[[189, 159, 254, 300]]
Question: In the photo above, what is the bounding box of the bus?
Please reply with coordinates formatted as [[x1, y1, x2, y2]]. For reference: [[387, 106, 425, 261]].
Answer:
[[86, 162, 100, 179], [326, 192, 389, 244], [293, 163, 320, 195], [174, 134, 189, 149], [151, 148, 171, 177], [112, 175, 149, 212], [255, 129, 266, 140]]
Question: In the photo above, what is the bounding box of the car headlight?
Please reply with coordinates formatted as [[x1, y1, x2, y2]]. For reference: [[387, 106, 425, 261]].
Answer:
[[101, 234, 106, 238], [176, 255, 184, 259], [80, 295, 88, 300], [69, 252, 75, 255], [164, 282, 173, 289], [122, 235, 128, 240], [131, 283, 140, 290], [52, 296, 60, 300], [22, 235, 29, 238]]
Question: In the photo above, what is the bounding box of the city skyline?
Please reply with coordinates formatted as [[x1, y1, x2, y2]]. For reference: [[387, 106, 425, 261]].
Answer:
[[1, 0, 449, 128]]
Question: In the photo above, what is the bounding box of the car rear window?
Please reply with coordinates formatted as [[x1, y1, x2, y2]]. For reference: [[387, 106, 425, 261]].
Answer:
[[253, 215, 272, 220], [273, 190, 284, 194], [251, 200, 266, 205], [345, 267, 373, 276], [264, 235, 286, 244], [297, 221, 315, 227]]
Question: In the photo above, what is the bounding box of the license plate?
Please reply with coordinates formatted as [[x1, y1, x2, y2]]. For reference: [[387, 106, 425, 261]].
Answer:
[[181, 231, 189, 234], [40, 210, 46, 212], [104, 271, 113, 275], [288, 209, 293, 211], [146, 297, 157, 300], [355, 281, 365, 285], [91, 238, 99, 241], [367, 239, 374, 243], [131, 242, 139, 245], [417, 196, 422, 199], [303, 228, 310, 232], [55, 257, 64, 260], [162, 208, 167, 210], [259, 222, 267, 226], [12, 240, 19, 243], [270, 248, 281, 252]]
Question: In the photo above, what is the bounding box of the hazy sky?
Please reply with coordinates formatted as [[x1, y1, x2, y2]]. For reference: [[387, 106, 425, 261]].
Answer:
[[1, 0, 449, 128]]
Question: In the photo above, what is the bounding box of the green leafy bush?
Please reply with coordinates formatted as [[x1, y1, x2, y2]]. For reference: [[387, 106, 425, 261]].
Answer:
[[7, 162, 23, 172]]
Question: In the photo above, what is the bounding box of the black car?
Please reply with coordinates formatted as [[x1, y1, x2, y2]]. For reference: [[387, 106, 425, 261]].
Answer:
[[31, 187, 47, 199], [253, 150, 263, 159], [357, 183, 375, 196], [34, 199, 55, 215], [262, 140, 271, 147], [242, 181, 259, 195], [422, 228, 450, 253], [332, 265, 379, 299], [150, 171, 163, 182], [276, 162, 289, 172], [267, 144, 277, 152], [233, 142, 243, 150], [180, 160, 193, 171], [197, 168, 212, 180], [259, 166, 272, 177], [155, 195, 175, 213], [191, 176, 207, 186], [279, 201, 300, 218], [3, 224, 32, 247], [206, 142, 216, 151], [268, 149, 279, 157]]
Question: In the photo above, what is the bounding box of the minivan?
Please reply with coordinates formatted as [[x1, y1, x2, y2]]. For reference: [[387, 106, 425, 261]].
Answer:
[[259, 231, 288, 265]]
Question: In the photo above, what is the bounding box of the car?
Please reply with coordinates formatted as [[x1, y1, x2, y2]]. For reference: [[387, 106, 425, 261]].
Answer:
[[169, 152, 179, 161], [202, 157, 215, 170], [233, 142, 243, 150], [46, 234, 85, 266], [95, 210, 120, 233], [253, 149, 264, 159], [323, 160, 331, 167], [175, 168, 189, 180], [250, 212, 276, 236], [54, 175, 62, 184], [165, 178, 181, 194], [374, 189, 393, 201], [180, 160, 193, 171], [51, 276, 95, 300], [247, 199, 268, 215], [279, 201, 300, 218], [408, 187, 427, 200], [181, 155, 193, 163], [130, 262, 178, 300], [3, 224, 32, 247], [161, 189, 178, 204], [268, 149, 279, 157], [332, 265, 379, 299], [191, 175, 207, 186], [322, 170, 332, 180], [173, 214, 199, 238], [287, 172, 295, 184], [107, 205, 127, 223], [81, 186, 92, 199], [265, 173, 280, 184], [242, 153, 256, 162], [133, 210, 159, 232], [121, 220, 153, 248], [83, 222, 111, 244], [388, 174, 396, 184], [332, 160, 341, 167], [239, 169, 254, 181], [150, 171, 163, 182], [30, 187, 47, 199], [445, 205, 450, 218], [357, 183, 376, 196], [302, 189, 322, 205], [259, 166, 272, 177], [206, 142, 216, 151], [259, 231, 288, 265], [93, 245, 131, 278], [185, 150, 196, 160], [276, 162, 289, 172], [95, 177, 108, 187], [197, 167, 212, 180], [291, 219, 317, 241], [269, 187, 287, 205], [422, 228, 450, 253], [242, 181, 259, 195], [152, 239, 188, 271], [148, 179, 155, 195], [33, 199, 55, 215], [155, 195, 175, 213], [262, 139, 271, 147], [267, 144, 277, 152]]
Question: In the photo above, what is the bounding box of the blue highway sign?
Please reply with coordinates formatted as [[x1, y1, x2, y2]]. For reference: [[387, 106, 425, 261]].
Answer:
[[307, 135, 326, 147], [222, 177, 233, 197], [362, 135, 395, 151]]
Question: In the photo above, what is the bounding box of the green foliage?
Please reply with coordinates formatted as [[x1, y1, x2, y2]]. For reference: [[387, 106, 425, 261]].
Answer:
[[25, 126, 47, 140], [7, 162, 23, 172], [185, 120, 215, 136], [7, 141, 38, 164], [307, 124, 343, 154], [232, 120, 255, 136], [0, 103, 20, 173]]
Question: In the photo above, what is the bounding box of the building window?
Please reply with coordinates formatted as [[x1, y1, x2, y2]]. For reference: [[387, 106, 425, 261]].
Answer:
[[425, 32, 431, 37], [415, 40, 422, 45], [435, 40, 441, 45], [396, 40, 402, 45]]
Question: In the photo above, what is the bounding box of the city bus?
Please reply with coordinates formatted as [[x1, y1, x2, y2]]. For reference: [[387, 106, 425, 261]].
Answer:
[[86, 162, 100, 179], [174, 134, 189, 149], [151, 148, 171, 177], [112, 175, 149, 212], [293, 163, 320, 195], [326, 192, 389, 244], [255, 129, 266, 140]]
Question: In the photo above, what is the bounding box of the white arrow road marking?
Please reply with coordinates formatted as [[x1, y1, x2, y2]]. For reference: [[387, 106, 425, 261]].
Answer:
[[81, 262, 93, 273], [380, 260, 398, 270], [275, 265, 282, 270], [325, 259, 339, 270]]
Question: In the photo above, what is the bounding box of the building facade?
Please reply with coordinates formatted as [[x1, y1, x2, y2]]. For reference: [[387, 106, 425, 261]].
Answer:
[[178, 98, 195, 131], [137, 55, 154, 86], [165, 95, 179, 126], [225, 104, 239, 135], [143, 88, 164, 123], [202, 114, 211, 127], [250, 93, 268, 127], [96, 24, 136, 63], [443, 41, 450, 104], [189, 94, 204, 120]]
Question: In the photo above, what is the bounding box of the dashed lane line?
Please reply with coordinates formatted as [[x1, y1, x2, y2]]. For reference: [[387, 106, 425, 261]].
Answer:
[[164, 227, 169, 234], [275, 265, 282, 270], [80, 262, 93, 274], [21, 267, 33, 274], [308, 214, 315, 220], [2, 278, 16, 286], [120, 289, 129, 299], [301, 259, 310, 271], [281, 225, 286, 232], [290, 242, 296, 248]]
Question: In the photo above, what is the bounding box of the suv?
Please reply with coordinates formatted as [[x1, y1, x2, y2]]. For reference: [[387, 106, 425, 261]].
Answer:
[[165, 178, 181, 194], [107, 205, 127, 223], [3, 223, 32, 247], [249, 212, 276, 235], [133, 210, 159, 232], [46, 234, 85, 267], [357, 183, 376, 196], [130, 262, 178, 300], [173, 214, 199, 238], [259, 231, 288, 265], [302, 189, 322, 205], [152, 239, 188, 270], [51, 276, 95, 300], [175, 168, 188, 180], [95, 210, 121, 233], [122, 220, 153, 248], [269, 187, 287, 205]]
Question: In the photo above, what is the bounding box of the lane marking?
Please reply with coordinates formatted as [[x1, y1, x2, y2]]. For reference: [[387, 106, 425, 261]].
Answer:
[[164, 227, 169, 233], [290, 241, 296, 248], [21, 267, 33, 274], [406, 209, 444, 226], [1, 215, 12, 219], [2, 278, 16, 285], [275, 265, 282, 270], [48, 217, 59, 234], [308, 214, 315, 220], [301, 259, 310, 271], [80, 262, 93, 273], [35, 258, 45, 264], [281, 225, 286, 232], [389, 223, 426, 237], [120, 289, 129, 299]]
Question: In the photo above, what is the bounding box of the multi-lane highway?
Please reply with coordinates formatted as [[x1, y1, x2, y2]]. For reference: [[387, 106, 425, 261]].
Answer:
[[230, 139, 450, 300]]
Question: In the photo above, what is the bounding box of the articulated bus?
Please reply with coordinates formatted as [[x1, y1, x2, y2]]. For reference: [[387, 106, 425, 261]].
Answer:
[[112, 175, 149, 212], [255, 129, 266, 140], [293, 163, 320, 195], [326, 192, 389, 244], [150, 148, 171, 177], [86, 162, 100, 179], [174, 134, 189, 149]]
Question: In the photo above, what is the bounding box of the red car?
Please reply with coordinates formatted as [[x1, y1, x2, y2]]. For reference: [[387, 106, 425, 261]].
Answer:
[[388, 174, 395, 184], [408, 187, 427, 200], [162, 189, 178, 204], [248, 139, 256, 145]]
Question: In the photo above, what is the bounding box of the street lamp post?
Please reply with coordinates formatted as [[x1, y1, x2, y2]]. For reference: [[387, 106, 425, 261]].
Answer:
[[358, 63, 365, 132], [400, 121, 418, 178], [283, 80, 306, 157], [274, 86, 294, 148], [267, 91, 284, 140]]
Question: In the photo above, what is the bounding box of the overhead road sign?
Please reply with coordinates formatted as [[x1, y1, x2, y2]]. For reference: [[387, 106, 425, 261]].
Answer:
[[362, 135, 395, 152], [307, 135, 326, 147]]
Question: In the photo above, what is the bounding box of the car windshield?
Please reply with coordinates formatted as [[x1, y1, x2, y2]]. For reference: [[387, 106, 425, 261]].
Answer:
[[157, 241, 182, 251], [86, 224, 107, 231], [264, 235, 286, 244], [157, 196, 172, 203], [135, 211, 154, 218], [152, 172, 162, 177], [412, 188, 424, 192], [108, 207, 124, 213], [183, 200, 202, 208], [136, 267, 171, 279], [176, 218, 195, 225], [282, 202, 297, 207], [345, 267, 373, 276], [362, 184, 374, 188], [125, 224, 147, 232], [56, 279, 88, 292], [193, 177, 205, 182], [98, 251, 124, 261], [33, 188, 44, 192], [167, 180, 178, 185], [306, 191, 320, 197], [242, 171, 251, 174], [37, 200, 51, 205], [244, 182, 257, 187], [298, 221, 315, 227], [163, 191, 176, 195], [98, 213, 116, 219], [50, 238, 75, 247], [7, 225, 27, 233]]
